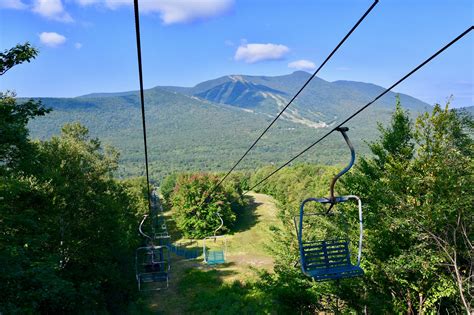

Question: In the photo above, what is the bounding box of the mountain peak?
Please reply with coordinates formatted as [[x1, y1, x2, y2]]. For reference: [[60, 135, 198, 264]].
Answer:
[[291, 70, 311, 76], [227, 75, 247, 83]]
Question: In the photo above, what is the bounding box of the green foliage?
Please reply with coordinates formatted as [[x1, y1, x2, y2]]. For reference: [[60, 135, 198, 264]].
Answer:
[[0, 93, 50, 173], [0, 43, 50, 174], [0, 42, 50, 172], [160, 172, 178, 202], [0, 42, 38, 76], [245, 101, 473, 313], [0, 44, 147, 312], [171, 173, 239, 238], [0, 122, 147, 313], [369, 96, 414, 167], [342, 102, 473, 313]]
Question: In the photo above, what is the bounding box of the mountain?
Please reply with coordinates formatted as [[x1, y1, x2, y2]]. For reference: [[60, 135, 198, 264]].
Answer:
[[28, 71, 432, 179], [458, 105, 474, 116], [162, 71, 430, 129], [195, 79, 286, 109]]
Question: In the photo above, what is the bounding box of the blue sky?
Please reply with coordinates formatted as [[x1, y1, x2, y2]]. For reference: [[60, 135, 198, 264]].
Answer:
[[1, 0, 473, 107]]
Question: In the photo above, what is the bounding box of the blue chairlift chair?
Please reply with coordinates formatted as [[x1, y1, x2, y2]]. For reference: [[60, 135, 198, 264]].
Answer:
[[170, 240, 202, 259], [135, 245, 170, 291], [295, 127, 364, 281], [203, 212, 227, 265]]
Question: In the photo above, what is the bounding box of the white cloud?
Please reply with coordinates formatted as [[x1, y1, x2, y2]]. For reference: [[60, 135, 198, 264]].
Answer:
[[33, 0, 73, 22], [234, 43, 289, 63], [39, 32, 67, 47], [74, 42, 83, 49], [77, 0, 233, 24], [103, 0, 132, 8], [0, 0, 27, 9], [76, 0, 101, 5], [288, 59, 316, 71]]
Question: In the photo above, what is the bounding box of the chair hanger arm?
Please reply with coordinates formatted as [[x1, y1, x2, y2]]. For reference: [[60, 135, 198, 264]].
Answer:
[[329, 127, 355, 201]]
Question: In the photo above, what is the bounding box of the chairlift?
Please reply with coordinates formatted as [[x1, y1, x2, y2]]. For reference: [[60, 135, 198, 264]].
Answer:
[[135, 245, 170, 291], [135, 214, 170, 291], [170, 239, 201, 260], [203, 212, 227, 265], [295, 127, 364, 281]]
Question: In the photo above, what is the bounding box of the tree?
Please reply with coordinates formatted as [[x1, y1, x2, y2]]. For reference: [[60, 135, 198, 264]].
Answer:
[[344, 102, 472, 313], [0, 43, 50, 172], [0, 42, 38, 75], [1, 123, 146, 313], [160, 172, 179, 203], [171, 173, 238, 238], [0, 42, 146, 313], [409, 104, 473, 312]]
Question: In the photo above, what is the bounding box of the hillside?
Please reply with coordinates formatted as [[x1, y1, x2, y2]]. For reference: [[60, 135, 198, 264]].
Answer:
[[27, 71, 432, 179]]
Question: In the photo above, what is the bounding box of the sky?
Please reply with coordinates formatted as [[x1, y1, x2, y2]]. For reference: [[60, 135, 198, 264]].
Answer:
[[1, 0, 473, 108]]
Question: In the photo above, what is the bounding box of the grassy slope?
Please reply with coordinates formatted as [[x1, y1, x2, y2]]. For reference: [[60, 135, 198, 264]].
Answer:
[[148, 192, 280, 314]]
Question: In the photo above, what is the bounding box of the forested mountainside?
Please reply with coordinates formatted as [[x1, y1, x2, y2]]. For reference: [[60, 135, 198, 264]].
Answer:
[[28, 71, 433, 179]]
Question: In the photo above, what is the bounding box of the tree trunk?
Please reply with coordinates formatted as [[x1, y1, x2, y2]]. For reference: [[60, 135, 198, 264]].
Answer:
[[419, 293, 424, 315], [407, 291, 414, 315]]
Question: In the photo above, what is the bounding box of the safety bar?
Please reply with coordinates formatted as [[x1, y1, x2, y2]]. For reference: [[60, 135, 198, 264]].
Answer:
[[139, 215, 152, 241], [213, 212, 224, 238]]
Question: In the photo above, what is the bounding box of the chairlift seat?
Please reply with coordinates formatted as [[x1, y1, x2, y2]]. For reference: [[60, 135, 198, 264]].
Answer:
[[301, 239, 363, 281], [139, 272, 168, 283], [205, 249, 225, 265], [144, 261, 163, 272]]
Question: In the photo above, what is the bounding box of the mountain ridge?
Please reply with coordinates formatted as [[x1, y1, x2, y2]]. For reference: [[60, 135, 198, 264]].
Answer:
[[66, 71, 432, 130], [27, 71, 445, 179]]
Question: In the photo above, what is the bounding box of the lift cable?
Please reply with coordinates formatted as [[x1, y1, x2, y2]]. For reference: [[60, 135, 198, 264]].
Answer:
[[133, 0, 152, 210], [244, 26, 473, 194], [205, 0, 379, 199]]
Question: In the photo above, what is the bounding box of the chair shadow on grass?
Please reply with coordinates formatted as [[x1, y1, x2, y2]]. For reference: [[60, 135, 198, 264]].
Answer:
[[178, 264, 239, 293], [176, 265, 270, 314]]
